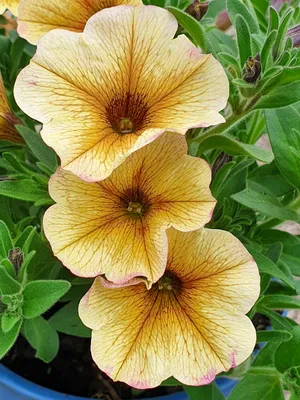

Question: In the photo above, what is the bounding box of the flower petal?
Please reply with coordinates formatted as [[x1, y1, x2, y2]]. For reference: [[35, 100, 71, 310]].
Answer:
[[0, 76, 22, 143], [18, 0, 142, 45], [43, 169, 168, 283], [167, 228, 260, 314], [15, 6, 228, 182], [44, 134, 214, 283], [0, 1, 19, 15], [79, 266, 257, 388]]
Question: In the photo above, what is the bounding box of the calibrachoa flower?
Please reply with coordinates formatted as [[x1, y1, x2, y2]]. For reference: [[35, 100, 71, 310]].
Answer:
[[79, 228, 260, 388], [0, 76, 22, 143], [0, 1, 18, 15], [43, 132, 216, 284], [17, 0, 142, 45], [15, 5, 229, 182]]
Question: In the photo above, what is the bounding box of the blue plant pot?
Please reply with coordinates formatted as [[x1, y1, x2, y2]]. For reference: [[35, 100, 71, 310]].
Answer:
[[0, 364, 238, 400]]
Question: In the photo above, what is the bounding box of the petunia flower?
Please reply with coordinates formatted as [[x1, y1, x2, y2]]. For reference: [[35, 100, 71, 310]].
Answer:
[[0, 1, 18, 15], [0, 76, 23, 143], [15, 5, 229, 183], [79, 228, 260, 389], [17, 0, 142, 45], [43, 132, 216, 284]]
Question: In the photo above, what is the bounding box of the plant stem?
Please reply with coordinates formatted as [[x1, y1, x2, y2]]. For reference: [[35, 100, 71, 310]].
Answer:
[[192, 111, 249, 143], [247, 367, 280, 376]]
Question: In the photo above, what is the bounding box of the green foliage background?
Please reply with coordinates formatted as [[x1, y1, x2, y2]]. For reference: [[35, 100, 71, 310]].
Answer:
[[0, 0, 300, 398]]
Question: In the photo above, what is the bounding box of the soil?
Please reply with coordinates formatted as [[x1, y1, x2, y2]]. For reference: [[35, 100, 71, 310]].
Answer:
[[0, 312, 275, 399]]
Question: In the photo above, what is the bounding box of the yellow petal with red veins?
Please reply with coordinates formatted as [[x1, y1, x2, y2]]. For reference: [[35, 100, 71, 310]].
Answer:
[[18, 0, 142, 45], [15, 6, 229, 182], [43, 132, 215, 283], [79, 229, 259, 388], [0, 0, 19, 15], [0, 76, 22, 143]]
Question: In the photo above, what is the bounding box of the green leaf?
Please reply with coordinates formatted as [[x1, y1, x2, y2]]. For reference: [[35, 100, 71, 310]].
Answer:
[[184, 382, 225, 400], [167, 7, 213, 54], [235, 14, 252, 67], [226, 0, 259, 34], [268, 7, 279, 33], [0, 265, 21, 295], [0, 259, 15, 278], [258, 307, 294, 331], [265, 106, 300, 191], [160, 377, 182, 386], [49, 300, 91, 338], [255, 82, 300, 109], [252, 340, 281, 368], [0, 319, 22, 359], [0, 179, 50, 203], [22, 280, 71, 319], [257, 230, 300, 277], [273, 9, 293, 60], [0, 220, 13, 258], [257, 295, 300, 310], [256, 330, 292, 343], [248, 248, 295, 289], [275, 326, 300, 373], [275, 67, 300, 87], [261, 30, 277, 72], [0, 197, 14, 232], [211, 161, 236, 198], [197, 135, 273, 163], [249, 162, 294, 197], [217, 159, 254, 200], [16, 126, 57, 171], [1, 313, 21, 334], [232, 187, 299, 222], [228, 375, 284, 400], [23, 316, 59, 363]]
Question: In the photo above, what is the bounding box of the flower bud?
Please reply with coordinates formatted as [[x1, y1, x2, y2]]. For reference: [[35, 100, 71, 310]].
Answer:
[[8, 248, 23, 275], [243, 54, 261, 84], [185, 0, 209, 22], [287, 25, 300, 48], [271, 0, 290, 11], [216, 10, 232, 31]]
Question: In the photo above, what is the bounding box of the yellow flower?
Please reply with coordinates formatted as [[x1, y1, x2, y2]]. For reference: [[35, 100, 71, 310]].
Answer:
[[0, 1, 18, 15], [79, 228, 260, 388], [17, 0, 142, 45], [0, 76, 22, 143], [43, 132, 215, 284], [15, 5, 229, 182]]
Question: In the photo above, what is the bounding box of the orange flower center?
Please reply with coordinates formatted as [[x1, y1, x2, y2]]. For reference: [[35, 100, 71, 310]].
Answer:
[[106, 92, 149, 134]]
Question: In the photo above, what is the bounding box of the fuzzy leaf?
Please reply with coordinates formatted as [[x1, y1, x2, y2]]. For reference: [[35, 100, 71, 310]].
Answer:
[[23, 316, 59, 363], [22, 280, 71, 319], [197, 135, 273, 163], [49, 300, 91, 338], [16, 125, 57, 171], [0, 319, 22, 359]]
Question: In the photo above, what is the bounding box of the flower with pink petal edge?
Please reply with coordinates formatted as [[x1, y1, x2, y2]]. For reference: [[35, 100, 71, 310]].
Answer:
[[15, 5, 229, 182], [79, 228, 260, 389]]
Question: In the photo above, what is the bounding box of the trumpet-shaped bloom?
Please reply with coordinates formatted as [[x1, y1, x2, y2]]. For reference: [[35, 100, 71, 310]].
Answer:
[[79, 228, 260, 389], [44, 132, 215, 284], [0, 1, 18, 15], [15, 5, 229, 182], [0, 76, 22, 143], [17, 0, 142, 45]]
